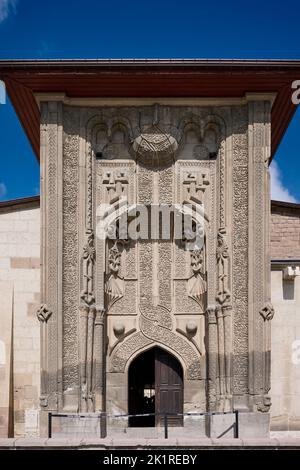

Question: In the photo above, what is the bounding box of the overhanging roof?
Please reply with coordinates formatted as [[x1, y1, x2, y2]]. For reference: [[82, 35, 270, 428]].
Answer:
[[0, 195, 40, 213], [271, 199, 300, 212], [0, 58, 300, 161]]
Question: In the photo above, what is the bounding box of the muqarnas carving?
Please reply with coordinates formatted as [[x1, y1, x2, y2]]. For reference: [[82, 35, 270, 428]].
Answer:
[[177, 120, 220, 160]]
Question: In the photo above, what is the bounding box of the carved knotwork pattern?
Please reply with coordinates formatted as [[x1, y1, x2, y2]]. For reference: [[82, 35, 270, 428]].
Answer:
[[232, 107, 249, 394], [260, 303, 274, 321], [37, 304, 52, 323], [109, 163, 202, 379], [58, 107, 260, 400], [46, 108, 60, 403], [133, 125, 178, 166], [63, 110, 80, 391]]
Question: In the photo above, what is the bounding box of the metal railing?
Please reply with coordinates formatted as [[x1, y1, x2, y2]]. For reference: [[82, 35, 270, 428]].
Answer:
[[48, 410, 239, 439]]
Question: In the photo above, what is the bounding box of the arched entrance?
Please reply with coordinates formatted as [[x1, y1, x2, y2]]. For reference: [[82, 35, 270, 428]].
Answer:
[[128, 347, 183, 427]]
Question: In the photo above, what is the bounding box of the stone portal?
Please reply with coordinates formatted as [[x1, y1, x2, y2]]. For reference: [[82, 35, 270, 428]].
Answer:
[[38, 100, 273, 437]]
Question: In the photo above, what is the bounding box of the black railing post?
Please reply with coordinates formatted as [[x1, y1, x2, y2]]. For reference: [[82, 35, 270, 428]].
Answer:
[[48, 412, 52, 439], [164, 414, 168, 439], [234, 410, 239, 438]]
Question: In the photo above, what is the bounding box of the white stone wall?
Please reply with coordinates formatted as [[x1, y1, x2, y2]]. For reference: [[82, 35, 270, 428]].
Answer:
[[271, 269, 300, 430], [0, 207, 40, 437]]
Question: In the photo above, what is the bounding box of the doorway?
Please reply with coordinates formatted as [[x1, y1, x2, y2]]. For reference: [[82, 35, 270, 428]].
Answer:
[[128, 347, 183, 427]]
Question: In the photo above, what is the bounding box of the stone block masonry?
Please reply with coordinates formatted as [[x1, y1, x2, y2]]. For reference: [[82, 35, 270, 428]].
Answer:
[[271, 202, 300, 259], [0, 205, 40, 437]]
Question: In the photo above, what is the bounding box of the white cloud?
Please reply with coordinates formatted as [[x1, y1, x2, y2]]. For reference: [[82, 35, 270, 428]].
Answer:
[[0, 182, 7, 198], [37, 41, 51, 58], [0, 0, 18, 24], [270, 161, 298, 203]]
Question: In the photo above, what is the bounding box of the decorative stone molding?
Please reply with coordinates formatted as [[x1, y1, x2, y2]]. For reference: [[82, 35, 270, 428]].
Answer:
[[206, 305, 217, 325], [183, 172, 210, 204], [102, 170, 129, 203], [95, 306, 106, 326], [187, 248, 207, 307], [36, 304, 52, 323], [133, 127, 178, 166], [247, 101, 271, 411], [205, 305, 217, 409], [37, 304, 52, 408], [139, 307, 202, 380], [232, 106, 249, 400], [259, 303, 275, 321], [283, 266, 300, 280], [186, 320, 198, 337], [105, 242, 125, 307], [113, 321, 125, 338], [256, 395, 272, 413], [38, 102, 272, 427], [216, 228, 231, 306], [80, 229, 96, 307], [93, 306, 106, 411], [39, 395, 49, 408]]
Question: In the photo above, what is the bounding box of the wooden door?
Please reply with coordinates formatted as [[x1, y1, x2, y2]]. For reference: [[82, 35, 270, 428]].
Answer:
[[155, 348, 183, 426]]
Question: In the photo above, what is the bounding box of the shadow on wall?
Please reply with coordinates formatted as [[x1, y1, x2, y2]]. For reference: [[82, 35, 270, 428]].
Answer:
[[283, 280, 295, 300]]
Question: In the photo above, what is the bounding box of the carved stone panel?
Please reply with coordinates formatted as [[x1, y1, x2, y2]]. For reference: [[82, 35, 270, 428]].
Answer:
[[39, 101, 272, 422]]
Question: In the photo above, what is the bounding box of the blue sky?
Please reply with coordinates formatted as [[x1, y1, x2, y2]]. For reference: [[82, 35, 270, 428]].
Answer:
[[0, 0, 299, 202]]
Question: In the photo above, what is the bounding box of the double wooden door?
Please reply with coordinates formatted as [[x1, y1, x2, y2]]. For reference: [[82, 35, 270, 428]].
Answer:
[[155, 348, 183, 426], [128, 347, 183, 427]]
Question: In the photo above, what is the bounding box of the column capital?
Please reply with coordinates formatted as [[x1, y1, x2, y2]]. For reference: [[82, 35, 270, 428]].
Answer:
[[206, 305, 217, 324]]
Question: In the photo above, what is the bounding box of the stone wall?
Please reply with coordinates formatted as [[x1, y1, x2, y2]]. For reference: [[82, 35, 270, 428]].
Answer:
[[271, 270, 300, 430], [270, 201, 300, 430], [271, 201, 300, 259], [0, 198, 40, 437]]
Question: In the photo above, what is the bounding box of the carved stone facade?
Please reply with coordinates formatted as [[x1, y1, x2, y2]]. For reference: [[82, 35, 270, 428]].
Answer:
[[39, 99, 273, 435]]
